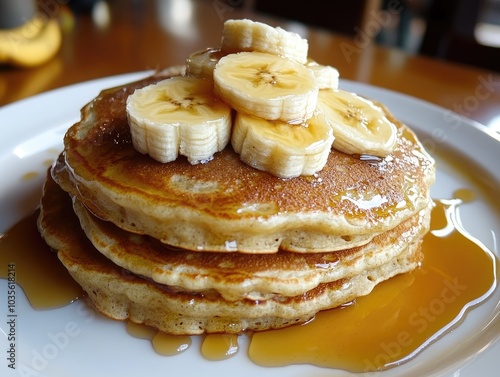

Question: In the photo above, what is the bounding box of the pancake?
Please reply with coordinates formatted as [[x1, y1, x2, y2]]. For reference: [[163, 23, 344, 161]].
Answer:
[[53, 71, 435, 253], [70, 183, 431, 301], [38, 173, 424, 334]]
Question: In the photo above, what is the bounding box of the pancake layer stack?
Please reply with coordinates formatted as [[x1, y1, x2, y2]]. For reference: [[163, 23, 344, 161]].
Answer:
[[38, 20, 435, 335]]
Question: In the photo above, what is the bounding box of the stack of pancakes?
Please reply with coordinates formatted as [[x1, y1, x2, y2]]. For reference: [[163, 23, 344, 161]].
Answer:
[[38, 69, 436, 335]]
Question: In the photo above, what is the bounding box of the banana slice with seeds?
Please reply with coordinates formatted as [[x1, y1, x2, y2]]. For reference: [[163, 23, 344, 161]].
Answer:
[[127, 76, 232, 164], [213, 51, 319, 124], [317, 89, 397, 157], [231, 111, 334, 178], [220, 19, 308, 64]]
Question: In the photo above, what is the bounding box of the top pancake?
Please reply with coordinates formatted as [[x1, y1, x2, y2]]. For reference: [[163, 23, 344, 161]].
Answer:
[[55, 70, 435, 253]]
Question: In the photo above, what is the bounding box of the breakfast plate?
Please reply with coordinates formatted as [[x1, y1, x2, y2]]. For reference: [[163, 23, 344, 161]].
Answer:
[[0, 72, 498, 377]]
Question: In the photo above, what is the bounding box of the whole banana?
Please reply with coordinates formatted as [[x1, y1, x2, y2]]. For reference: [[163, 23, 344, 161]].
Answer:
[[0, 16, 62, 68]]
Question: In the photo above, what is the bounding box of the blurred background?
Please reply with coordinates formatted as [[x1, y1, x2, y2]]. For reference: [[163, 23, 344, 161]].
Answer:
[[252, 0, 500, 72], [0, 0, 498, 71], [0, 0, 499, 131]]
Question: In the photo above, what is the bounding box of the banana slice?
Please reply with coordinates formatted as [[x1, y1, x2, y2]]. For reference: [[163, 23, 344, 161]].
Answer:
[[317, 89, 398, 157], [213, 51, 318, 123], [126, 76, 232, 164], [186, 47, 225, 80], [306, 60, 340, 90], [220, 19, 308, 64], [231, 111, 334, 178]]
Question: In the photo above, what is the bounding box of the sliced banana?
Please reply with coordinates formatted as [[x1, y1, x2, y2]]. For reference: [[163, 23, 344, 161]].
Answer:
[[231, 111, 334, 178], [305, 60, 340, 90], [185, 47, 225, 80], [127, 76, 232, 164], [213, 51, 318, 124], [126, 19, 398, 177], [220, 19, 308, 64], [317, 89, 398, 157]]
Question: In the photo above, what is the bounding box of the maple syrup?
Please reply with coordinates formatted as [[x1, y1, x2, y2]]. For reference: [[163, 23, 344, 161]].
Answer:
[[201, 334, 239, 360], [125, 321, 192, 356], [152, 332, 192, 356], [0, 190, 497, 372], [248, 195, 497, 371], [0, 211, 83, 309], [126, 320, 157, 340], [125, 321, 240, 360]]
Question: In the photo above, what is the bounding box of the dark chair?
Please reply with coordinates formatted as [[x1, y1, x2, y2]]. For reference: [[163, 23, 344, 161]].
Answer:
[[419, 0, 500, 72], [253, 0, 383, 38]]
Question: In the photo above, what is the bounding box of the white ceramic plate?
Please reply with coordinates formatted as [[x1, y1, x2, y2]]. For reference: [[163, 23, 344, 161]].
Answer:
[[0, 72, 499, 377]]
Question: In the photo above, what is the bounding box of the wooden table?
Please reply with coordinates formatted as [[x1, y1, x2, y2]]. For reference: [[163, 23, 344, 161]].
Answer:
[[1, 0, 499, 134]]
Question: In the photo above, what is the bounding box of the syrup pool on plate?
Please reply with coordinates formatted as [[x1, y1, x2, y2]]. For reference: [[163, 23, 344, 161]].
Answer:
[[0, 211, 83, 310], [0, 188, 497, 372]]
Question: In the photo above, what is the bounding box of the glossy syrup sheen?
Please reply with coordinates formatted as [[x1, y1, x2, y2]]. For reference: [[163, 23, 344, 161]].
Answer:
[[0, 211, 83, 309], [248, 195, 498, 371], [0, 190, 497, 371]]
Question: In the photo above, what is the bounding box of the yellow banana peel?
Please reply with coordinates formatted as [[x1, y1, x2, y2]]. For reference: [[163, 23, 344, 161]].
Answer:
[[0, 16, 62, 68]]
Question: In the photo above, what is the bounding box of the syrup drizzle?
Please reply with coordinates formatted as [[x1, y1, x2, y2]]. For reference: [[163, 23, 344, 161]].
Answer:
[[125, 322, 192, 357], [0, 189, 497, 371], [125, 321, 239, 360], [0, 211, 83, 310], [248, 192, 497, 371], [201, 334, 239, 360], [152, 332, 192, 356]]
